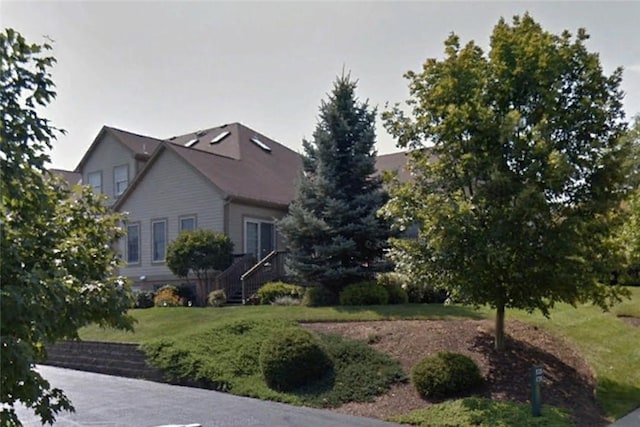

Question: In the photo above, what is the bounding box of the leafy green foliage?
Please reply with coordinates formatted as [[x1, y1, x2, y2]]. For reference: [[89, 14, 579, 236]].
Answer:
[[133, 291, 156, 309], [166, 229, 233, 305], [376, 273, 409, 304], [279, 74, 391, 293], [339, 281, 390, 306], [207, 289, 226, 307], [256, 281, 305, 304], [0, 28, 134, 425], [141, 319, 404, 407], [389, 397, 572, 427], [412, 352, 482, 398], [615, 116, 640, 285], [260, 328, 333, 391], [302, 286, 339, 307], [382, 14, 632, 349]]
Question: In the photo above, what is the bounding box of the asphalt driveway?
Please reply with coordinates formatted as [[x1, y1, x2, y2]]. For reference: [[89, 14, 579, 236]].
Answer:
[[16, 365, 401, 427]]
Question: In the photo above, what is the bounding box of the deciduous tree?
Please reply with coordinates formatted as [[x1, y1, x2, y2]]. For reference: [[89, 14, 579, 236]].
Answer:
[[382, 15, 632, 349], [166, 229, 234, 305], [1, 29, 134, 425]]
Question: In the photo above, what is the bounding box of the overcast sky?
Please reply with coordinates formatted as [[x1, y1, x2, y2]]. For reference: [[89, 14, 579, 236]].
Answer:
[[3, 1, 639, 171]]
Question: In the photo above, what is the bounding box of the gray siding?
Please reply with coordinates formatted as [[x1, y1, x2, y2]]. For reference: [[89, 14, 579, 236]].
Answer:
[[81, 134, 136, 205], [227, 202, 288, 254], [118, 149, 225, 281]]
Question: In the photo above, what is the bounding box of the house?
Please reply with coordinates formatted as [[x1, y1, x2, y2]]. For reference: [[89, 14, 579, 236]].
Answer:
[[71, 123, 300, 293], [70, 122, 409, 299]]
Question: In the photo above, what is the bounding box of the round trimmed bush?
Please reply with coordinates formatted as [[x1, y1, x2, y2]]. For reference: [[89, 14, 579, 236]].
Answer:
[[256, 281, 304, 305], [302, 286, 338, 307], [133, 290, 155, 308], [207, 289, 226, 307], [339, 281, 389, 306], [154, 285, 182, 307], [376, 273, 409, 304], [260, 328, 333, 391], [412, 352, 482, 398]]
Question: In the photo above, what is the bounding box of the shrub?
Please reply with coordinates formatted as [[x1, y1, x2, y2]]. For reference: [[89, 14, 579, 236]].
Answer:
[[176, 283, 197, 306], [339, 281, 389, 306], [260, 328, 333, 391], [154, 285, 182, 307], [256, 281, 304, 305], [272, 296, 302, 306], [208, 289, 226, 307], [302, 286, 338, 307], [376, 273, 409, 304], [412, 352, 483, 398], [133, 290, 155, 309]]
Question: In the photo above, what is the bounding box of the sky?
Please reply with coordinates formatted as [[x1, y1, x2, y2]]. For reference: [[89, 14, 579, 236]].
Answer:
[[3, 1, 640, 171]]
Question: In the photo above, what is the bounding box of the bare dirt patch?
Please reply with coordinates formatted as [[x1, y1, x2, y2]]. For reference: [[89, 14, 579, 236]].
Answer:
[[303, 319, 607, 427], [618, 315, 640, 328]]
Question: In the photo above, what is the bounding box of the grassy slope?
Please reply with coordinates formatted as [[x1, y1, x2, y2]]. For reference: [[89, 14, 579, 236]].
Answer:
[[80, 288, 640, 420]]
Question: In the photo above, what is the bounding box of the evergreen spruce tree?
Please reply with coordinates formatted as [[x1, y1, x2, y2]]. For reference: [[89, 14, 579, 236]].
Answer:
[[279, 74, 390, 295]]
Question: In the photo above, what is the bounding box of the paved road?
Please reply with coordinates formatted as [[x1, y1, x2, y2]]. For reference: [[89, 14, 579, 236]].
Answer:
[[16, 366, 401, 427], [608, 407, 640, 427]]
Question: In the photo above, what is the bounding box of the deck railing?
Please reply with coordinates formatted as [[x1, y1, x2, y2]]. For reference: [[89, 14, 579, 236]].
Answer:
[[215, 253, 256, 301], [240, 251, 288, 303]]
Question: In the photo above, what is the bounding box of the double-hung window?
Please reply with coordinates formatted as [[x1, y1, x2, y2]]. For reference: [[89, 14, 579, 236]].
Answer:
[[152, 220, 167, 262], [88, 171, 102, 194], [113, 164, 129, 197], [126, 223, 140, 264], [179, 216, 196, 232]]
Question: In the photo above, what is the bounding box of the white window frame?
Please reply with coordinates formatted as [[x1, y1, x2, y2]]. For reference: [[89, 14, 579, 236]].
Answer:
[[243, 218, 275, 260], [151, 219, 167, 263], [87, 171, 102, 194], [126, 223, 141, 265], [113, 164, 129, 197], [179, 215, 197, 232]]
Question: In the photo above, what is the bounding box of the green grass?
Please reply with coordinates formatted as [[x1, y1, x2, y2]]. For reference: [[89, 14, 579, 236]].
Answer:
[[79, 288, 640, 421], [140, 318, 406, 407], [79, 303, 483, 343], [500, 287, 640, 419], [389, 397, 572, 427]]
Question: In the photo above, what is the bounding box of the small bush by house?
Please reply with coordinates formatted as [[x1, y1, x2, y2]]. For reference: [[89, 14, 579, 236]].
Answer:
[[260, 328, 333, 391], [339, 281, 389, 306], [256, 281, 304, 305], [412, 352, 483, 398], [377, 273, 409, 304], [302, 286, 338, 307], [154, 285, 182, 307], [208, 289, 226, 307], [133, 290, 155, 309]]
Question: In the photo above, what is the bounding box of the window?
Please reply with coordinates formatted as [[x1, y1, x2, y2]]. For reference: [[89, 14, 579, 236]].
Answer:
[[244, 219, 274, 260], [180, 216, 196, 232], [126, 223, 140, 264], [88, 171, 102, 194], [113, 165, 129, 197], [152, 220, 167, 262]]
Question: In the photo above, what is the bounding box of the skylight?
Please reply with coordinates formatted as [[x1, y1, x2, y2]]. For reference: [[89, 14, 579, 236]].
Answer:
[[251, 137, 271, 152], [210, 131, 230, 144], [185, 138, 199, 148]]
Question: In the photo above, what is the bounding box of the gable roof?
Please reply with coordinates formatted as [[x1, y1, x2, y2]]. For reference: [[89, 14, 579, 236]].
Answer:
[[74, 126, 163, 172], [114, 123, 303, 210], [50, 168, 82, 188], [376, 151, 412, 183]]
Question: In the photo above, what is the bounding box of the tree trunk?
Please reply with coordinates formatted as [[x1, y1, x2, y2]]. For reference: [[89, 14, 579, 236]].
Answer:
[[495, 304, 505, 350]]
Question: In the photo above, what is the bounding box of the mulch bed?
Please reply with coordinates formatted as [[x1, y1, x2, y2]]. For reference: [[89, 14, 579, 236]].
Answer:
[[303, 319, 608, 427]]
